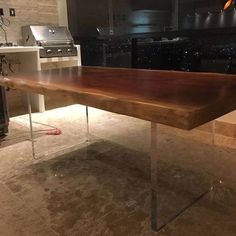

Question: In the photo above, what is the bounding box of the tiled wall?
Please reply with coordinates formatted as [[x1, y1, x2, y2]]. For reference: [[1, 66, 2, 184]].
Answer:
[[0, 0, 58, 44]]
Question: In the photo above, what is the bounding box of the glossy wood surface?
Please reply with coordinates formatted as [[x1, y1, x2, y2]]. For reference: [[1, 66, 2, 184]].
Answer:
[[1, 66, 236, 130]]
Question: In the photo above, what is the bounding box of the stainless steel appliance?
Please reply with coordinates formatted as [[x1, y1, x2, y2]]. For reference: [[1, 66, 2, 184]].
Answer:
[[22, 25, 77, 58]]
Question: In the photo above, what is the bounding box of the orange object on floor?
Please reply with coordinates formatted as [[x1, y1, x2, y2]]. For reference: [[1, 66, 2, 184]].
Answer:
[[46, 129, 62, 135]]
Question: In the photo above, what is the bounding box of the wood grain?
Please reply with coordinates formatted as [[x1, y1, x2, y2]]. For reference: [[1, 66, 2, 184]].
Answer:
[[1, 66, 236, 130]]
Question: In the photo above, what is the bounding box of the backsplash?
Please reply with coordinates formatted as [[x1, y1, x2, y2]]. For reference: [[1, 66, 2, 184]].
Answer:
[[0, 0, 58, 44]]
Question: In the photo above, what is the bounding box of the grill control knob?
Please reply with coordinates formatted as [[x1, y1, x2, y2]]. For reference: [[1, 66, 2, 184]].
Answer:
[[46, 49, 52, 54], [57, 49, 62, 53], [67, 48, 72, 53]]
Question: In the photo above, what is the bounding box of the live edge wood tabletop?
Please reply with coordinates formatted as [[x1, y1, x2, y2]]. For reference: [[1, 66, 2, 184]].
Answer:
[[1, 66, 236, 130]]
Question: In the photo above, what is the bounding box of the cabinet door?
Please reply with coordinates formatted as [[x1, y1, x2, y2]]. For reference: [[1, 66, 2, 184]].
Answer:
[[67, 0, 109, 37]]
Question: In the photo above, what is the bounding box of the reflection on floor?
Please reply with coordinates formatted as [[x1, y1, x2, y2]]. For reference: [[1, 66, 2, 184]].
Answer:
[[0, 105, 236, 235]]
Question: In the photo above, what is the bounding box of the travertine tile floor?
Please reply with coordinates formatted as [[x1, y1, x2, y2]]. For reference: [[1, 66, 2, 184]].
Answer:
[[0, 105, 236, 236]]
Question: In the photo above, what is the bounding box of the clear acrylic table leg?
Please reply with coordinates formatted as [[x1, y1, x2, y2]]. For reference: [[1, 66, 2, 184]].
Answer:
[[149, 121, 215, 232], [27, 93, 36, 159], [86, 106, 90, 142], [150, 122, 158, 231]]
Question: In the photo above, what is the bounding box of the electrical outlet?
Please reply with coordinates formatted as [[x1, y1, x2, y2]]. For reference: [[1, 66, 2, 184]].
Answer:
[[9, 8, 15, 17], [0, 8, 4, 16]]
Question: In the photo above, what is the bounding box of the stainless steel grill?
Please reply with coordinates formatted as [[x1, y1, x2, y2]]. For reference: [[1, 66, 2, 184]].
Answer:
[[22, 25, 77, 58]]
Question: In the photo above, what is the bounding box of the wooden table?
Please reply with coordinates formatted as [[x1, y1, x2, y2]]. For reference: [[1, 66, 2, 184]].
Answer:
[[1, 66, 236, 129], [1, 66, 236, 231]]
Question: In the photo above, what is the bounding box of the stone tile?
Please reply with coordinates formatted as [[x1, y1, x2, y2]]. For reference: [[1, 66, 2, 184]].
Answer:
[[5, 141, 211, 235], [215, 120, 236, 138], [0, 105, 236, 235], [159, 184, 236, 236], [0, 182, 57, 236]]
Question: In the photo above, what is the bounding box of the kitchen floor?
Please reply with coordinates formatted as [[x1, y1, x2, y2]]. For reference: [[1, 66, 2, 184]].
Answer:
[[0, 105, 236, 236]]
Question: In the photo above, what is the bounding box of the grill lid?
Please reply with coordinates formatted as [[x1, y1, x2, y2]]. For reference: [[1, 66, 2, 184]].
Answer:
[[22, 25, 75, 46]]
